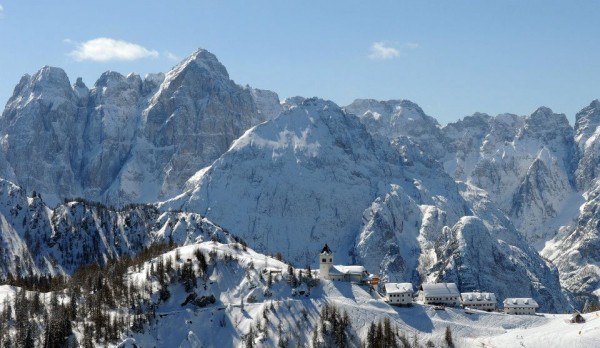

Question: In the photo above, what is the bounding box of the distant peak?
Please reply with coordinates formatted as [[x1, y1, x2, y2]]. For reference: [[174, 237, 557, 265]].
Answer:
[[189, 48, 214, 59], [171, 48, 229, 79], [527, 107, 569, 126], [33, 65, 70, 85], [532, 106, 553, 116]]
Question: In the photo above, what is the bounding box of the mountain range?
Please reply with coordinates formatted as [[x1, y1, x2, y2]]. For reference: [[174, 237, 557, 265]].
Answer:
[[2, 48, 600, 312]]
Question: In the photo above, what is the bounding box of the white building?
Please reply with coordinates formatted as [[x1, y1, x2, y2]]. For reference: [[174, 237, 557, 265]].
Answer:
[[503, 298, 538, 315], [419, 283, 460, 307], [319, 244, 367, 283], [384, 283, 414, 305], [460, 292, 496, 311]]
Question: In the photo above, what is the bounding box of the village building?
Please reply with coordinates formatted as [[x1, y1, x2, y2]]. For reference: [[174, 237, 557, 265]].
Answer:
[[384, 283, 414, 305], [570, 310, 585, 324], [460, 292, 497, 311], [419, 283, 460, 307], [319, 244, 368, 283], [503, 298, 539, 315]]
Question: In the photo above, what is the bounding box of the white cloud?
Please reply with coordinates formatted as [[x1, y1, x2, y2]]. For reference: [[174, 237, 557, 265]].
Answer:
[[69, 38, 159, 62], [0, 5, 4, 18], [368, 41, 419, 60], [369, 42, 400, 60]]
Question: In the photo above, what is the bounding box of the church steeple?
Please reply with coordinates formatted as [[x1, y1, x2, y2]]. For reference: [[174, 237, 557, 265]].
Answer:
[[319, 243, 334, 279]]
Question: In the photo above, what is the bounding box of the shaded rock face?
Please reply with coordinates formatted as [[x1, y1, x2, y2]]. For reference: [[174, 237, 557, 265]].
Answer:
[[575, 100, 600, 191], [0, 67, 85, 199], [542, 179, 600, 308], [433, 202, 569, 313], [440, 108, 579, 248], [0, 49, 281, 206], [344, 99, 580, 249], [166, 98, 570, 312], [344, 99, 447, 159], [544, 101, 600, 307], [0, 178, 232, 278]]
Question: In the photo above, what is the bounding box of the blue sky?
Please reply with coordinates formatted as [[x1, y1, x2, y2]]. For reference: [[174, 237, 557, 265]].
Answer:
[[1, 1, 599, 124]]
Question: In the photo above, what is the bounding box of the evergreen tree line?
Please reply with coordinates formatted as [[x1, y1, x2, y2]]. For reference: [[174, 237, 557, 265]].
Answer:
[[363, 318, 449, 348], [312, 303, 352, 348], [0, 242, 181, 347]]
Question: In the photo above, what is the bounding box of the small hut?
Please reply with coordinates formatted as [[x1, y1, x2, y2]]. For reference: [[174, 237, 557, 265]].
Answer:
[[570, 310, 585, 324]]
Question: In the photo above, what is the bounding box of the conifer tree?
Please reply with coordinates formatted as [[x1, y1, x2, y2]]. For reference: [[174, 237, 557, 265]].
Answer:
[[245, 327, 254, 348], [445, 326, 454, 348]]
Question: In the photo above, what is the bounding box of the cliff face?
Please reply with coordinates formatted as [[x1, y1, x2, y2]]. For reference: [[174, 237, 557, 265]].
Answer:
[[0, 49, 281, 206]]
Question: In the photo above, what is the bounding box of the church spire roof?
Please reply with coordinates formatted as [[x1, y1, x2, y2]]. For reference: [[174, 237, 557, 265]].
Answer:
[[321, 243, 332, 254]]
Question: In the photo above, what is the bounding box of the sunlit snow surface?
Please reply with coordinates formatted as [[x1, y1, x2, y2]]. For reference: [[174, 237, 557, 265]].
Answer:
[[2, 242, 593, 347]]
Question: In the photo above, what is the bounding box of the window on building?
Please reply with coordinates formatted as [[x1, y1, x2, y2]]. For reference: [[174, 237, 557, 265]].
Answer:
[[322, 258, 326, 262]]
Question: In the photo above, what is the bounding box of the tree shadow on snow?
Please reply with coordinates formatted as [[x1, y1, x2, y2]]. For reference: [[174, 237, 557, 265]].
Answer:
[[330, 281, 357, 302], [393, 305, 434, 333]]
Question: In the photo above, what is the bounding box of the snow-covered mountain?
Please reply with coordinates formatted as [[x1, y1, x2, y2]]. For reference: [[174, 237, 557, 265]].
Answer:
[[0, 177, 232, 279], [5, 48, 600, 313], [167, 98, 569, 312], [575, 99, 600, 191], [0, 49, 282, 206], [541, 100, 600, 307], [347, 100, 581, 249], [344, 99, 447, 159]]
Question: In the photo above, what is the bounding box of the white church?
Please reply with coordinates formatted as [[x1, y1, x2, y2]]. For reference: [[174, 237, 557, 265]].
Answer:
[[319, 244, 368, 283]]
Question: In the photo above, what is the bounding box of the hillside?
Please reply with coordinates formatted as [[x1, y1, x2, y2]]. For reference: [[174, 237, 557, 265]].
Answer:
[[0, 242, 597, 347]]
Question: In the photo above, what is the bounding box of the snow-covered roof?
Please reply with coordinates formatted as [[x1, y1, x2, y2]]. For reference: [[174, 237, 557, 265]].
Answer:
[[329, 265, 366, 275], [420, 283, 460, 297], [461, 292, 496, 304], [503, 298, 539, 308], [385, 283, 414, 294]]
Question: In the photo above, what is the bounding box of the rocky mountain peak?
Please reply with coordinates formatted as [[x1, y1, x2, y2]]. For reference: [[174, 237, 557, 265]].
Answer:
[[281, 96, 306, 111], [519, 107, 575, 161], [344, 98, 446, 158], [4, 66, 74, 111], [523, 107, 570, 135], [574, 99, 600, 148], [73, 77, 89, 99], [170, 48, 229, 80], [33, 65, 70, 86]]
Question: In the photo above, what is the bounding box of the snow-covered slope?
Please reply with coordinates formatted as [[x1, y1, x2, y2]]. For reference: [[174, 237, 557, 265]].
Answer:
[[168, 98, 569, 312], [1, 242, 594, 348], [0, 49, 281, 206], [120, 243, 598, 347]]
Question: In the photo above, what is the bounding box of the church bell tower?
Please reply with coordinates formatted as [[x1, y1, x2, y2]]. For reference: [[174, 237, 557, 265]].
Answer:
[[319, 243, 333, 279]]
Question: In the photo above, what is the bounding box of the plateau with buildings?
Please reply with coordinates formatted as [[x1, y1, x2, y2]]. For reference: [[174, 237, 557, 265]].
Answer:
[[317, 244, 541, 315]]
